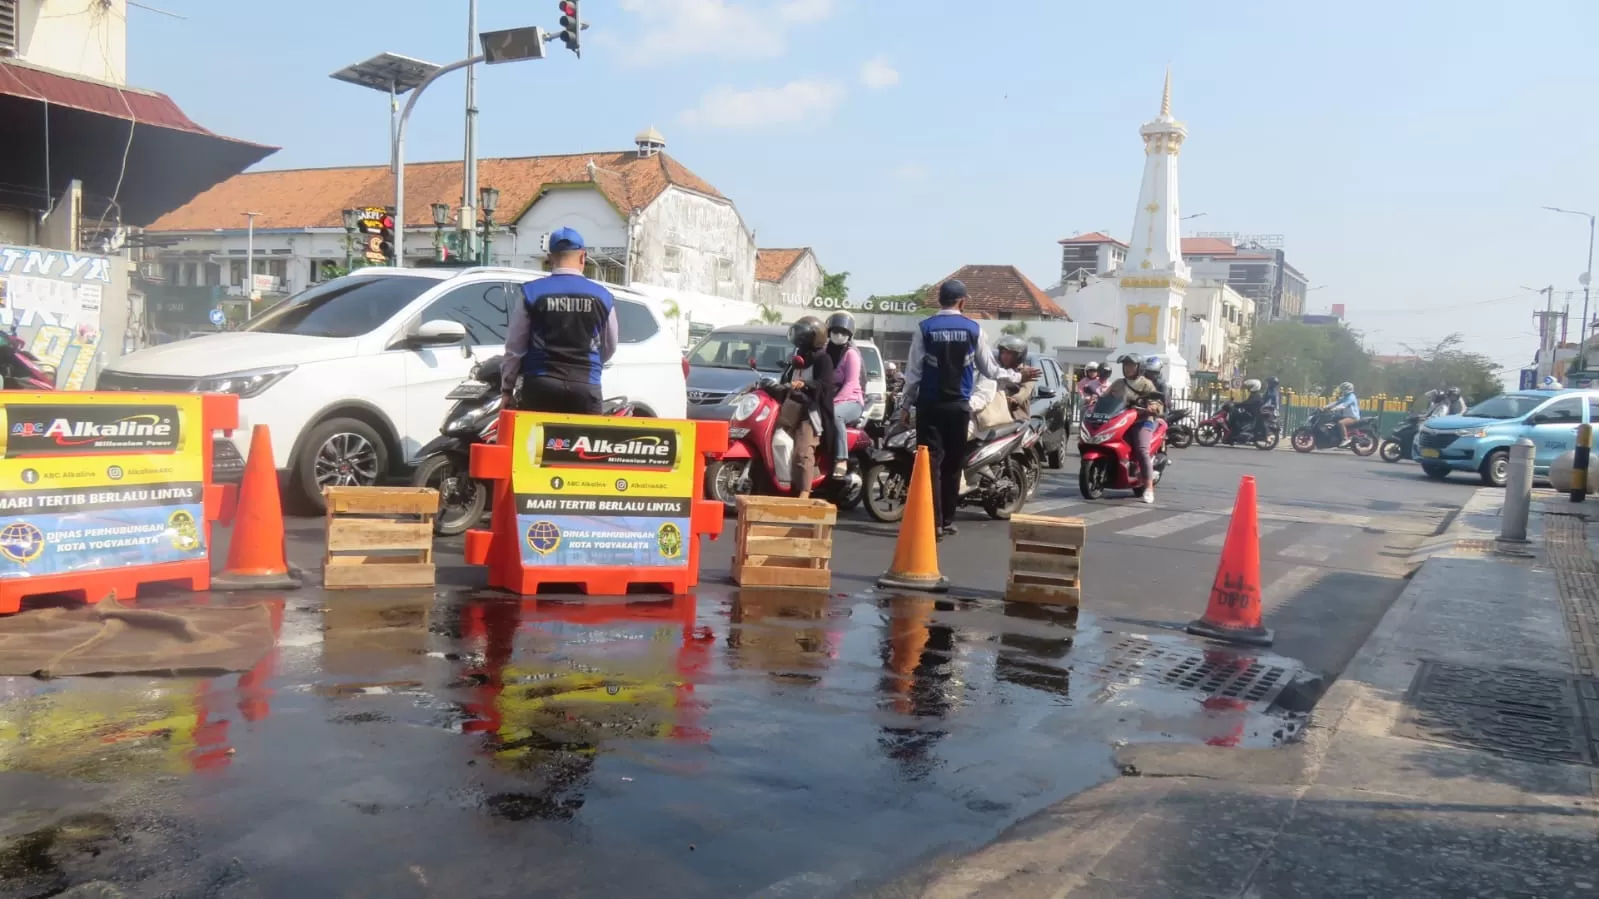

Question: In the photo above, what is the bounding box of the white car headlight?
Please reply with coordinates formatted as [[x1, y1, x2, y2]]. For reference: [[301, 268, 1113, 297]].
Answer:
[[731, 393, 761, 422], [195, 366, 296, 398]]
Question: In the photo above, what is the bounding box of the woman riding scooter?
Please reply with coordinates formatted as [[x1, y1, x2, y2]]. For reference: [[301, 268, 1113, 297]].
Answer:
[[824, 312, 865, 479]]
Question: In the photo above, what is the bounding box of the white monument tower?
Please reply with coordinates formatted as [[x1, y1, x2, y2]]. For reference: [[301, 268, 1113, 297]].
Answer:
[[1112, 70, 1191, 393]]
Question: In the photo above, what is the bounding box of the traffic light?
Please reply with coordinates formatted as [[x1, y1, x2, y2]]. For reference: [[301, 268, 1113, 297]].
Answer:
[[558, 1, 582, 56], [378, 211, 396, 264]]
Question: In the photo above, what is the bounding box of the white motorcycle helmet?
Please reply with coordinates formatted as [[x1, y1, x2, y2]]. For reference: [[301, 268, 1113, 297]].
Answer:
[[1243, 378, 1262, 392]]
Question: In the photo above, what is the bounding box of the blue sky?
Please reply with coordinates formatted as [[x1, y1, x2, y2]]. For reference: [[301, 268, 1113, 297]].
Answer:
[[131, 0, 1599, 379]]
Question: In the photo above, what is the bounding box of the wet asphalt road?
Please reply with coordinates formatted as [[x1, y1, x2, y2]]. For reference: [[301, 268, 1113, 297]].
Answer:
[[0, 447, 1470, 898]]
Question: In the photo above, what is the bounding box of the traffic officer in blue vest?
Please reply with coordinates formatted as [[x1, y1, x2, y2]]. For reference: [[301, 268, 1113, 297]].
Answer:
[[502, 226, 619, 414], [900, 280, 1038, 537]]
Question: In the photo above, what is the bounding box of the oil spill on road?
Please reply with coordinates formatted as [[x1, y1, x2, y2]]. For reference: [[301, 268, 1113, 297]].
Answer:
[[0, 586, 1305, 898]]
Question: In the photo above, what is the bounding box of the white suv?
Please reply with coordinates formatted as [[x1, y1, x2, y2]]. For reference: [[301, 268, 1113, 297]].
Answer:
[[99, 267, 688, 511]]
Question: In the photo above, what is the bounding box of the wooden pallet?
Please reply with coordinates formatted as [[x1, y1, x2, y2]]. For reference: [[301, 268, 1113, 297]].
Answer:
[[1005, 513, 1084, 606], [323, 486, 439, 590], [730, 496, 836, 590]]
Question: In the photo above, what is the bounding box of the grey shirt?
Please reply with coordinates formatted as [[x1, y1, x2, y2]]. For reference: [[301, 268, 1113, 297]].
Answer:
[[899, 309, 1017, 406], [502, 267, 620, 393]]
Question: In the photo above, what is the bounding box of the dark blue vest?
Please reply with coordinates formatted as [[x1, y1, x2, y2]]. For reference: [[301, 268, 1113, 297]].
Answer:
[[917, 314, 981, 406], [520, 274, 614, 385]]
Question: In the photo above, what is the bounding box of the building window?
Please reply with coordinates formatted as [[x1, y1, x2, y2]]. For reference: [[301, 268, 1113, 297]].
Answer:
[[0, 1, 16, 56], [662, 245, 682, 273], [716, 257, 733, 282]]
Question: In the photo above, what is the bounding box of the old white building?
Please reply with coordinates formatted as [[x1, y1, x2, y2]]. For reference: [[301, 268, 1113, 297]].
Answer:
[[143, 128, 758, 313], [754, 247, 823, 307]]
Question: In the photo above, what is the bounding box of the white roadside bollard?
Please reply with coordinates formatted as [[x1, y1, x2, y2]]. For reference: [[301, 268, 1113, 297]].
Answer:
[[1501, 437, 1535, 543]]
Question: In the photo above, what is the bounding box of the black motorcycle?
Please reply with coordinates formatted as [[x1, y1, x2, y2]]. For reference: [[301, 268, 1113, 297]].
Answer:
[[1164, 408, 1194, 449], [1379, 413, 1426, 464], [1291, 408, 1379, 456], [411, 355, 635, 536]]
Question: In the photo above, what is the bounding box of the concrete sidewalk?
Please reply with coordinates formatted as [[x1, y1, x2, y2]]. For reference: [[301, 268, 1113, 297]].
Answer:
[[871, 488, 1599, 899]]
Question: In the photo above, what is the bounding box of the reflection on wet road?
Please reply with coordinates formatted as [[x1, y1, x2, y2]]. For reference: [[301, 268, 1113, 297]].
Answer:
[[0, 588, 1302, 897]]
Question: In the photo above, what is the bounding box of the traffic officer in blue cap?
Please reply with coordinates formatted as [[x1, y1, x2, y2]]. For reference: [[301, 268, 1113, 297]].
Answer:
[[503, 226, 620, 414]]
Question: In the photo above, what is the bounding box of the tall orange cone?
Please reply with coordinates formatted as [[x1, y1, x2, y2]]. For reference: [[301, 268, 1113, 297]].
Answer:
[[877, 446, 948, 593], [1186, 475, 1272, 646], [212, 425, 301, 591]]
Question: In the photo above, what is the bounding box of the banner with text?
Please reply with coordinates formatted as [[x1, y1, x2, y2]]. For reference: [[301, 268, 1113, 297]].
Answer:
[[0, 394, 207, 578], [510, 414, 698, 569]]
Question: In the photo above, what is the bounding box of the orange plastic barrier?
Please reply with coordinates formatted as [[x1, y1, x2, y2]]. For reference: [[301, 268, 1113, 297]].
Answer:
[[0, 391, 238, 613], [463, 410, 729, 595]]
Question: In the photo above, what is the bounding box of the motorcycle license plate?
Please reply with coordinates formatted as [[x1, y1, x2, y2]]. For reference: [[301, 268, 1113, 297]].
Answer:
[[1420, 448, 1440, 458], [446, 383, 492, 400]]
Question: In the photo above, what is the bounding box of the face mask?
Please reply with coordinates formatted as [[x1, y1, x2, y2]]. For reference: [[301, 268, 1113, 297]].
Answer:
[[829, 333, 848, 346]]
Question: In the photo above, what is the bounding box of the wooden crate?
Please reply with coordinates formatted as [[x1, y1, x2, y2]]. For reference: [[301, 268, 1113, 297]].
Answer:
[[1005, 513, 1084, 606], [730, 496, 836, 590], [323, 486, 439, 590]]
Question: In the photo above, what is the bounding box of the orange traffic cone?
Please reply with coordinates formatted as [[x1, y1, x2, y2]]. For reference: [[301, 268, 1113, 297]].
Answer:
[[212, 425, 301, 591], [1185, 475, 1272, 646], [877, 446, 949, 593]]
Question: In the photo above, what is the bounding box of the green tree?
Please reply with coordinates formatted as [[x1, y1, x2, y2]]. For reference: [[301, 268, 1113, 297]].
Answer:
[[818, 269, 849, 301], [867, 283, 936, 310], [1375, 334, 1503, 406], [749, 306, 785, 325], [1241, 320, 1373, 394]]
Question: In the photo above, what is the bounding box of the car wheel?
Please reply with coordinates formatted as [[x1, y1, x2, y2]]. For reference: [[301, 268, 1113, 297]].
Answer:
[[1480, 449, 1509, 488], [294, 417, 389, 513], [1422, 462, 1452, 480]]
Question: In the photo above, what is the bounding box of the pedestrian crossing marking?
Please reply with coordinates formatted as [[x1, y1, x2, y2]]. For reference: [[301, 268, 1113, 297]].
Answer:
[[1281, 527, 1356, 562], [1251, 503, 1372, 528], [1028, 498, 1085, 516], [1116, 511, 1219, 539], [1196, 522, 1286, 548], [1262, 564, 1321, 610], [1077, 506, 1151, 526]]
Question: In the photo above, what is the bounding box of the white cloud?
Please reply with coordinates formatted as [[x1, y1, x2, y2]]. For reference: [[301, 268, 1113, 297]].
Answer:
[[680, 79, 844, 130], [617, 0, 834, 64], [894, 163, 929, 180], [861, 58, 900, 89]]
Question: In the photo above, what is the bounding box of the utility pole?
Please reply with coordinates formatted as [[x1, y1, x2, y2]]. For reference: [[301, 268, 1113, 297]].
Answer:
[[1532, 285, 1558, 380], [462, 0, 479, 264], [243, 212, 260, 322]]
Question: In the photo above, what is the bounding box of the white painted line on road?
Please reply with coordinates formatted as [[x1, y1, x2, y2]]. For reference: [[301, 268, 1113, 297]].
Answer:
[[1028, 498, 1086, 516], [1251, 503, 1372, 528], [1262, 564, 1321, 610], [1116, 511, 1219, 539], [1079, 506, 1151, 526], [1280, 527, 1356, 562], [1196, 522, 1286, 548]]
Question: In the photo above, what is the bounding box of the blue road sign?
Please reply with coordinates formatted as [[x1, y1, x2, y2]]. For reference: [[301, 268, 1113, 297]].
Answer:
[[209, 308, 226, 327]]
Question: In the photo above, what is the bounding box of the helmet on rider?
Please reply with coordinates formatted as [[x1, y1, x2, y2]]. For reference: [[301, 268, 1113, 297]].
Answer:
[[1095, 362, 1113, 379], [1144, 355, 1165, 377], [995, 334, 1028, 369], [1264, 375, 1280, 391], [1117, 353, 1144, 379], [1445, 386, 1461, 398], [1243, 378, 1262, 392], [1337, 381, 1354, 396], [788, 315, 824, 351], [825, 311, 855, 346]]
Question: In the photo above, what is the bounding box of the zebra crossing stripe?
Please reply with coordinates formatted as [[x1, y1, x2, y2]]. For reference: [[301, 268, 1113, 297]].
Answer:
[[1078, 506, 1151, 526], [1028, 498, 1085, 516], [1116, 511, 1219, 539], [1280, 527, 1356, 562], [1196, 521, 1286, 548], [1262, 564, 1321, 610]]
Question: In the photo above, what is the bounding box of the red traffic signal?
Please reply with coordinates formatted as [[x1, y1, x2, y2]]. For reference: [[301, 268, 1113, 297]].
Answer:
[[380, 214, 395, 229], [558, 0, 582, 55], [558, 1, 576, 14]]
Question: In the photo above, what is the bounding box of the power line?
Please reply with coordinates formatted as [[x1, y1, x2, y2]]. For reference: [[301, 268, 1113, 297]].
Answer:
[[1353, 291, 1539, 317]]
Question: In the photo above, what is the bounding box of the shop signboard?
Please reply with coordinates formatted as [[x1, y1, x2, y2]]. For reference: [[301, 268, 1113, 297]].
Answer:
[[509, 414, 698, 569]]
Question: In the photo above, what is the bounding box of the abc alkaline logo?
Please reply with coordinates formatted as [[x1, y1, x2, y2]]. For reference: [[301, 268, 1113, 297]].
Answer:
[[541, 424, 677, 470], [7, 404, 181, 457]]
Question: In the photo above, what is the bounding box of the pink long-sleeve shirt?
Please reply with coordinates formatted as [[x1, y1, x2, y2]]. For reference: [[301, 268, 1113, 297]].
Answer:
[[833, 345, 864, 405]]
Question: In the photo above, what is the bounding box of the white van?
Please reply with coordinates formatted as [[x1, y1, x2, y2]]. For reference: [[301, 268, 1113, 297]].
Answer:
[[98, 267, 687, 511], [855, 339, 888, 421]]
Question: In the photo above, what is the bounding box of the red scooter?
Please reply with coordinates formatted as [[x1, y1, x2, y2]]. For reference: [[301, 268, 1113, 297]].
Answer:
[[1, 328, 56, 390], [1077, 393, 1170, 499], [705, 376, 869, 512]]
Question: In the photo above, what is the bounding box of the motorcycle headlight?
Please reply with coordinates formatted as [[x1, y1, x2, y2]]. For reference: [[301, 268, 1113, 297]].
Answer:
[[195, 365, 296, 398], [731, 393, 761, 422], [447, 395, 503, 433]]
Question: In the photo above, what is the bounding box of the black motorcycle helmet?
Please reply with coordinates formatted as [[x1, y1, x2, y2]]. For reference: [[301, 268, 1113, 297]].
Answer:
[[1445, 385, 1461, 398], [788, 315, 824, 351], [1096, 362, 1113, 379], [825, 311, 855, 339], [1264, 376, 1279, 389]]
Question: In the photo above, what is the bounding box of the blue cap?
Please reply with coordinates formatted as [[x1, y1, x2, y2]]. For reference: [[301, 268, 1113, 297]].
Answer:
[[549, 227, 586, 252]]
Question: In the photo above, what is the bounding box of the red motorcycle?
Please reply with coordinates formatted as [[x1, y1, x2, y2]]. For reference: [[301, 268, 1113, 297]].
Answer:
[[1077, 393, 1170, 499], [1194, 402, 1279, 450], [705, 376, 869, 512], [1, 329, 55, 390]]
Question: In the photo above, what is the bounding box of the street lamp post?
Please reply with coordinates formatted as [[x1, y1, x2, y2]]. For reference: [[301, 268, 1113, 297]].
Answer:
[[431, 202, 451, 261], [242, 212, 260, 321], [341, 208, 359, 270], [478, 186, 499, 265], [1543, 206, 1596, 366]]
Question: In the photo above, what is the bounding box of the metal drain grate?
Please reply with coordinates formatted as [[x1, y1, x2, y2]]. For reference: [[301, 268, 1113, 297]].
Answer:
[[1098, 637, 1292, 705], [1394, 660, 1599, 767]]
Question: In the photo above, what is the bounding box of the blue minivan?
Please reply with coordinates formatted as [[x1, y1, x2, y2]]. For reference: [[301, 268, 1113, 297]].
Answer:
[[1415, 389, 1599, 486]]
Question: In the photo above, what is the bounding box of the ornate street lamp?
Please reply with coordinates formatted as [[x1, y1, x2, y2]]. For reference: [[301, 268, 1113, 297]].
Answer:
[[478, 186, 500, 265], [431, 202, 452, 262]]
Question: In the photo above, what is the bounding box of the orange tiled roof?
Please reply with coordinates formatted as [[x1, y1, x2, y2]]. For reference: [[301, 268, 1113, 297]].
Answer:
[[146, 150, 723, 232], [926, 265, 1069, 320], [756, 248, 810, 283], [1180, 237, 1239, 256], [1058, 231, 1126, 246]]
